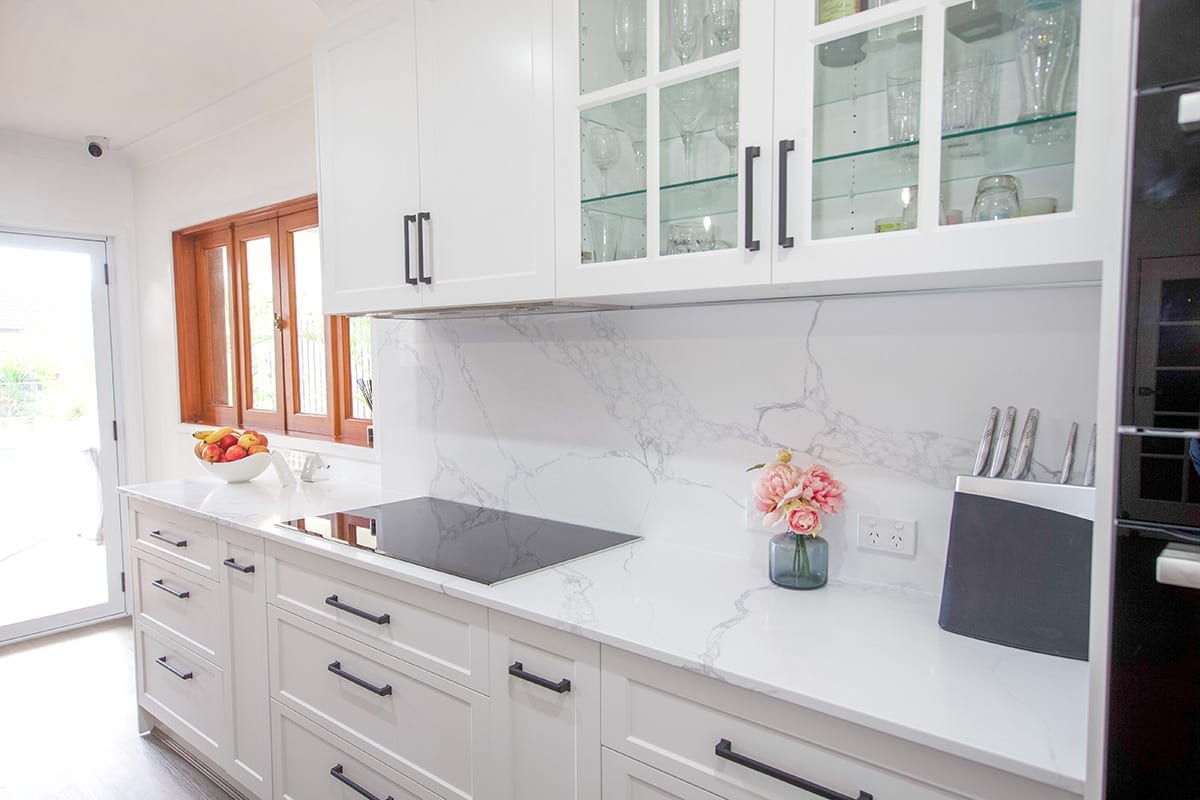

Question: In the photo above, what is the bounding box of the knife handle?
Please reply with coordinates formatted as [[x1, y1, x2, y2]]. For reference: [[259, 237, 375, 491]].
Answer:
[[1084, 423, 1097, 487], [989, 407, 1017, 478], [973, 407, 999, 477], [1010, 409, 1039, 480], [1060, 422, 1078, 485]]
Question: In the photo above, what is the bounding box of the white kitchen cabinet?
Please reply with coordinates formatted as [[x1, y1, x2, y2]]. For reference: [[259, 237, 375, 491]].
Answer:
[[219, 525, 271, 799], [489, 611, 601, 800], [315, 0, 555, 315], [602, 748, 724, 800]]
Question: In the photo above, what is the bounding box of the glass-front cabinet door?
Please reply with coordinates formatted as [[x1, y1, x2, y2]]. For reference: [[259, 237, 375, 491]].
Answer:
[[555, 0, 774, 298], [774, 0, 1111, 289]]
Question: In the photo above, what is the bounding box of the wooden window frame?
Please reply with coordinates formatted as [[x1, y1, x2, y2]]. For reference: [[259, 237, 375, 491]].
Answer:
[[174, 195, 371, 446]]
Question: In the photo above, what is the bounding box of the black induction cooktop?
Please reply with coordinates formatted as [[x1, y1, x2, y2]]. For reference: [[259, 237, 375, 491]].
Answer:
[[278, 496, 639, 585]]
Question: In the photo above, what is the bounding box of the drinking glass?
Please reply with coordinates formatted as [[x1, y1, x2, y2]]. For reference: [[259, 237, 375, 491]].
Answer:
[[666, 80, 708, 179], [710, 0, 739, 54], [666, 221, 714, 254], [710, 80, 739, 174], [1015, 1, 1077, 144], [616, 94, 648, 178], [862, 0, 898, 53], [942, 56, 996, 158], [588, 124, 622, 196], [587, 211, 623, 262], [613, 0, 646, 82], [972, 175, 1020, 222], [671, 0, 705, 65], [887, 65, 921, 151]]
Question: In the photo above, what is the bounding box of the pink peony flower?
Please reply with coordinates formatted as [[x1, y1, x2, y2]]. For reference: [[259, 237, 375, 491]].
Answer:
[[798, 464, 846, 516], [785, 503, 822, 536], [753, 462, 803, 514]]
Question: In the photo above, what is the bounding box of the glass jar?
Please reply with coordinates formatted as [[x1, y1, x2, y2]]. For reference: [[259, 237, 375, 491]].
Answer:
[[768, 532, 829, 590], [972, 175, 1020, 222]]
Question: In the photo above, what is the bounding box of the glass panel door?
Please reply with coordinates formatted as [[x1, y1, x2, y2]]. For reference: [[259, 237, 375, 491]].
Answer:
[[0, 232, 124, 643]]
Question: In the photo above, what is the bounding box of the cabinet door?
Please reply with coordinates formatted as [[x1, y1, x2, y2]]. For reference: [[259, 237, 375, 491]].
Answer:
[[602, 748, 724, 800], [220, 526, 271, 799], [412, 0, 556, 309], [315, 0, 423, 315], [554, 0, 775, 300], [489, 612, 601, 800]]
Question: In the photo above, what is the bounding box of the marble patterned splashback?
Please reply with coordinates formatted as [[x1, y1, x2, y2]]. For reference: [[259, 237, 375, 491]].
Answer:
[[374, 286, 1100, 594]]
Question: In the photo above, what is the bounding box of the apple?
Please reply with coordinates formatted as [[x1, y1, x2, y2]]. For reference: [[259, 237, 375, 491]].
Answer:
[[248, 430, 268, 448], [247, 444, 268, 456], [237, 432, 259, 449], [218, 433, 239, 451], [201, 444, 222, 463], [224, 445, 248, 462]]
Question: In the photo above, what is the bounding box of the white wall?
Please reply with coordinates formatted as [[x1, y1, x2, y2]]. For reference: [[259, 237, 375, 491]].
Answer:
[[130, 94, 380, 485], [376, 286, 1101, 594]]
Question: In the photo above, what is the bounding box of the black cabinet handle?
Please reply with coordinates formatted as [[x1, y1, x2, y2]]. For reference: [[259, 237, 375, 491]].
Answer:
[[778, 139, 795, 248], [403, 214, 418, 286], [155, 655, 193, 681], [328, 661, 392, 696], [715, 739, 872, 800], [149, 530, 187, 548], [151, 579, 189, 599], [416, 211, 431, 285], [508, 661, 571, 694], [330, 764, 394, 800], [325, 594, 390, 625], [223, 558, 254, 574], [744, 146, 761, 251]]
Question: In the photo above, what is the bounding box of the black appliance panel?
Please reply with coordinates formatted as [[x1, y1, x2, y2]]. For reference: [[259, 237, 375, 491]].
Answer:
[[1136, 0, 1200, 90]]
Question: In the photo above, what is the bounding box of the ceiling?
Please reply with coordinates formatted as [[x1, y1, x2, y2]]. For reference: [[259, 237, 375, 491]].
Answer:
[[0, 0, 330, 160]]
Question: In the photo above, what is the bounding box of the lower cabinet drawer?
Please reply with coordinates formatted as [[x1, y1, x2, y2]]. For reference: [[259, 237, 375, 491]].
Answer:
[[130, 498, 220, 580], [273, 700, 445, 800], [136, 623, 224, 766], [602, 748, 724, 800], [133, 549, 221, 663], [268, 605, 489, 800]]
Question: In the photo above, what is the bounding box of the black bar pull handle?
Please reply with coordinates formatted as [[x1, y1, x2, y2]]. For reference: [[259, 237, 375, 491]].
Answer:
[[403, 214, 418, 286], [156, 656, 194, 681], [715, 740, 872, 800], [744, 145, 761, 251], [508, 661, 571, 694], [223, 558, 255, 574], [328, 661, 392, 696], [778, 139, 795, 248], [416, 211, 432, 284], [149, 530, 187, 548], [151, 579, 189, 599], [330, 765, 394, 800], [325, 594, 390, 625]]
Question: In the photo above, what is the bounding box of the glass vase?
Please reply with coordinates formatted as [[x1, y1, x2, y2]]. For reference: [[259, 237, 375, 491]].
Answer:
[[768, 532, 828, 590]]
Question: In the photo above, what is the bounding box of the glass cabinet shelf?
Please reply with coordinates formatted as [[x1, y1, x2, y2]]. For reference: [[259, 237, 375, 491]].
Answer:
[[580, 172, 737, 223]]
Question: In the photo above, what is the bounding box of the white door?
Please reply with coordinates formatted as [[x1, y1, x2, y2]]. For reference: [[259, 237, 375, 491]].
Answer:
[[0, 232, 124, 643], [412, 0, 556, 309], [315, 0, 424, 316]]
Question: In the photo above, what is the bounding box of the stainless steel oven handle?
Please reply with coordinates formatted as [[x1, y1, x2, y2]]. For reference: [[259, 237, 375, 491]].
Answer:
[[1179, 90, 1200, 131], [1157, 544, 1200, 590], [1118, 426, 1200, 439]]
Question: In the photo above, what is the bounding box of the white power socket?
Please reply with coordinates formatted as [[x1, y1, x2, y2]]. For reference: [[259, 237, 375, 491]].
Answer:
[[857, 514, 917, 558]]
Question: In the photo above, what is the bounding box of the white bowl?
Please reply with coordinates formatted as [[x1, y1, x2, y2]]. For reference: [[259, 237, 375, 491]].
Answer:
[[197, 451, 272, 483]]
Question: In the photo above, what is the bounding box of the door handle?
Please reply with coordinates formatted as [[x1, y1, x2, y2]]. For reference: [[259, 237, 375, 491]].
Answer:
[[148, 530, 187, 547], [155, 656, 194, 681], [508, 661, 571, 693], [151, 579, 189, 599], [328, 660, 392, 696], [403, 214, 418, 286], [744, 146, 761, 251], [778, 139, 795, 248], [1157, 543, 1200, 589], [416, 211, 432, 285], [330, 765, 394, 800], [325, 594, 390, 625], [715, 739, 872, 800], [223, 558, 254, 573], [1179, 90, 1200, 131]]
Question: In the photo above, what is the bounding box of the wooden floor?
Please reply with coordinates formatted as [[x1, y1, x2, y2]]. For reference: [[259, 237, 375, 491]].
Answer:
[[0, 617, 230, 799]]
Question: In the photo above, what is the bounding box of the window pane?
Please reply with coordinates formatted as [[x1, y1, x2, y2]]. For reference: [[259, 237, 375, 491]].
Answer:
[[244, 237, 276, 411], [204, 245, 234, 406], [292, 227, 327, 415], [349, 317, 372, 420]]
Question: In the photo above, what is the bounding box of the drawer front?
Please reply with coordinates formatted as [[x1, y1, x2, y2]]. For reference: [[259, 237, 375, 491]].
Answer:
[[131, 499, 220, 580], [133, 549, 221, 663], [136, 623, 224, 765], [266, 541, 488, 691], [273, 700, 445, 800], [602, 648, 965, 800], [602, 748, 724, 800], [268, 606, 488, 800]]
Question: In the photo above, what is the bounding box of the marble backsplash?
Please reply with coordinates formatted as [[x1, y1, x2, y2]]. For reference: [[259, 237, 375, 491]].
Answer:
[[374, 286, 1101, 594]]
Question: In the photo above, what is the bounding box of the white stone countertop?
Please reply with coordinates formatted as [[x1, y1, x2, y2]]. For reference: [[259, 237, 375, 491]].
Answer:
[[119, 478, 1088, 794]]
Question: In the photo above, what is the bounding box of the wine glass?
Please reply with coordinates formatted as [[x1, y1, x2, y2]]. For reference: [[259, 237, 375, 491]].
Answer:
[[666, 80, 708, 179], [670, 0, 704, 65], [710, 0, 739, 54], [588, 124, 622, 196], [711, 83, 739, 174], [616, 95, 648, 179], [613, 0, 646, 82]]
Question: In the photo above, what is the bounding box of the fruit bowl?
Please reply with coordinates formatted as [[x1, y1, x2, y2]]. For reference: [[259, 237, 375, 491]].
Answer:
[[197, 451, 272, 483]]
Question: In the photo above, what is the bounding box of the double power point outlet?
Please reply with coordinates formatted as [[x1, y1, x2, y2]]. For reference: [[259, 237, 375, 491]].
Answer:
[[857, 514, 917, 557]]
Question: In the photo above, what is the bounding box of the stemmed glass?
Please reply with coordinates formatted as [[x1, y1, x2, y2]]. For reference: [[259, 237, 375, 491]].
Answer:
[[670, 0, 704, 65], [588, 124, 621, 196], [711, 81, 739, 174], [710, 0, 739, 54], [616, 95, 648, 179], [666, 80, 708, 180], [613, 0, 646, 82]]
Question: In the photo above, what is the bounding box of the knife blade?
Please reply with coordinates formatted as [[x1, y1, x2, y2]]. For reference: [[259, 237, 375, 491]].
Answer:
[[1059, 422, 1078, 484], [1083, 423, 1097, 487], [1010, 408, 1039, 480], [972, 407, 999, 477], [988, 406, 1017, 478]]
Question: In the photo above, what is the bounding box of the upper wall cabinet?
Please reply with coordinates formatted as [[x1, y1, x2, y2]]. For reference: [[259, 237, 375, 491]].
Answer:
[[553, 0, 777, 299], [316, 0, 556, 315]]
